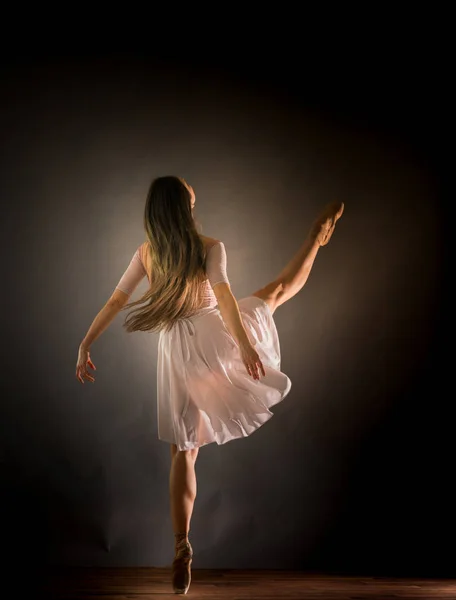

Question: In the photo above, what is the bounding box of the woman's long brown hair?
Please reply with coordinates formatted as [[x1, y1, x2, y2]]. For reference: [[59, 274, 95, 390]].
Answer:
[[121, 176, 207, 333]]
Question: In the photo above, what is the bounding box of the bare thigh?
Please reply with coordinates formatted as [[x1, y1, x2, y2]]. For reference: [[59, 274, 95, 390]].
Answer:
[[250, 279, 285, 316]]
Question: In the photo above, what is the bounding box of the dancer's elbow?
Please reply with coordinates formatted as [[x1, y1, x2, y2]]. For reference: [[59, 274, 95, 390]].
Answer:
[[212, 282, 232, 302]]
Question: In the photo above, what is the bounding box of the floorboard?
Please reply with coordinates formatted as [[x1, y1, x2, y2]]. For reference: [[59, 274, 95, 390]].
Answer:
[[31, 567, 456, 599]]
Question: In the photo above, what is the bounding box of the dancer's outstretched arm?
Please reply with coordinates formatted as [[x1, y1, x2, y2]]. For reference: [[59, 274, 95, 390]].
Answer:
[[75, 290, 128, 384], [76, 245, 147, 384]]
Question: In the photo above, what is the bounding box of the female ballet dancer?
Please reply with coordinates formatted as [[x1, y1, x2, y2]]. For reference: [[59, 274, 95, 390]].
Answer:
[[75, 176, 344, 594]]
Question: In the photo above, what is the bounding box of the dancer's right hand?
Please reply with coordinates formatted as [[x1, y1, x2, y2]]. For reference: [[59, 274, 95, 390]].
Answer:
[[239, 342, 266, 380]]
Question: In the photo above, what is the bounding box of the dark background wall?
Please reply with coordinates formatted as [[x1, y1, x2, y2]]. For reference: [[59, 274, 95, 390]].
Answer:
[[1, 18, 451, 579]]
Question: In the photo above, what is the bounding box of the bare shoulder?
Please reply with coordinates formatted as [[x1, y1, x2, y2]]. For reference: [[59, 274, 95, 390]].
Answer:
[[199, 234, 222, 249], [139, 241, 150, 259], [138, 241, 151, 276]]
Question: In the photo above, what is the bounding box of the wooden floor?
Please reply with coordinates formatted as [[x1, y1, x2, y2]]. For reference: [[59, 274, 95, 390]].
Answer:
[[33, 567, 456, 599]]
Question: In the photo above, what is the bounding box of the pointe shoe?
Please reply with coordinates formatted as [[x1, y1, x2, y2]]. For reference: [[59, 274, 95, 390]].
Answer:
[[172, 539, 193, 594], [313, 201, 345, 246]]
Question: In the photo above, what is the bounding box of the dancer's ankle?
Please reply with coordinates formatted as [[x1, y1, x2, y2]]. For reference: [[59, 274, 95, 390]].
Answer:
[[174, 531, 189, 550]]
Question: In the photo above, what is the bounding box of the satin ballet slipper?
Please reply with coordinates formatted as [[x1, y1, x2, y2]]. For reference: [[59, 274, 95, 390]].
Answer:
[[172, 539, 193, 595]]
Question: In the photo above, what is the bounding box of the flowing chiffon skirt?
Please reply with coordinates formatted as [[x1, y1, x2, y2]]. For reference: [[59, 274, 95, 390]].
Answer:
[[157, 295, 292, 450]]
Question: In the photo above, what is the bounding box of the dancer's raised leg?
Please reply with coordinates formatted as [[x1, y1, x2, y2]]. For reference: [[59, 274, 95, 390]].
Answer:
[[169, 444, 199, 594], [252, 201, 344, 315]]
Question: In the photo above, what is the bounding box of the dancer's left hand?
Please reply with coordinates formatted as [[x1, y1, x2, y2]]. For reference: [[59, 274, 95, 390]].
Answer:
[[76, 345, 96, 384], [239, 341, 266, 381]]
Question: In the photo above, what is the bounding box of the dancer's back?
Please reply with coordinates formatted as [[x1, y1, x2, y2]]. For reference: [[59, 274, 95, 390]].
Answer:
[[116, 234, 231, 313]]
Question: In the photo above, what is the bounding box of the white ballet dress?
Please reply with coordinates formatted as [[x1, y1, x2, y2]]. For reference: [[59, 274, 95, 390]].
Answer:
[[115, 241, 292, 450]]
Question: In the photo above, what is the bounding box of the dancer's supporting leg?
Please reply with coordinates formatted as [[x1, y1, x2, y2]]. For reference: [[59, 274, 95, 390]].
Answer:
[[169, 444, 199, 594], [252, 201, 344, 315]]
